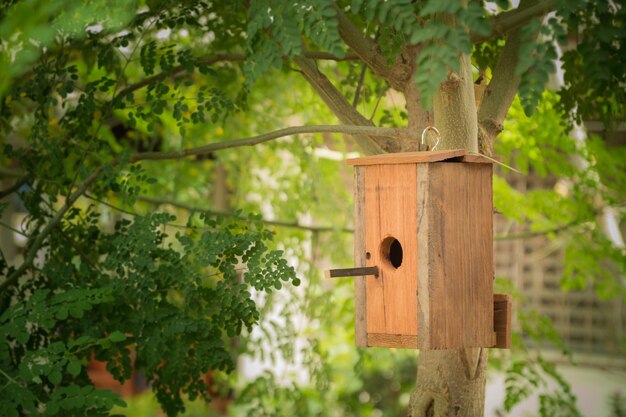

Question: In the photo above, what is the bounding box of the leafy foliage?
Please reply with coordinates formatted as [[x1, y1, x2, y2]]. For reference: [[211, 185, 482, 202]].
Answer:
[[516, 18, 558, 116], [495, 93, 626, 303], [557, 0, 626, 127], [0, 288, 126, 416], [1, 205, 297, 415], [245, 0, 343, 86], [350, 0, 490, 108], [491, 277, 582, 417], [502, 355, 582, 417], [509, 0, 626, 120], [610, 391, 626, 417], [412, 0, 490, 108]]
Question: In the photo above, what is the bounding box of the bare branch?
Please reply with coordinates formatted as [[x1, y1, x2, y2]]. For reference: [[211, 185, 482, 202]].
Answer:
[[472, 0, 557, 44], [130, 124, 400, 163], [137, 195, 354, 234], [0, 168, 103, 293]]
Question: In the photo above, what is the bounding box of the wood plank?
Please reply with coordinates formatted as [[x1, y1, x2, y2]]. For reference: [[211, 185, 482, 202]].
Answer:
[[364, 164, 419, 336], [379, 164, 418, 335], [354, 166, 367, 348], [493, 294, 512, 349], [367, 333, 418, 349], [426, 163, 447, 348], [364, 165, 386, 334], [428, 162, 494, 348], [347, 149, 466, 166], [416, 164, 431, 349]]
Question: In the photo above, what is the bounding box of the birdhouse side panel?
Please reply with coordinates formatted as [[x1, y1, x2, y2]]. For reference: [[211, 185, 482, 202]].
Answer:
[[425, 162, 495, 349], [364, 164, 418, 339]]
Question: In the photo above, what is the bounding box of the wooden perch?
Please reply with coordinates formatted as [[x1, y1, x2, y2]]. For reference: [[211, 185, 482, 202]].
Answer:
[[325, 266, 379, 278]]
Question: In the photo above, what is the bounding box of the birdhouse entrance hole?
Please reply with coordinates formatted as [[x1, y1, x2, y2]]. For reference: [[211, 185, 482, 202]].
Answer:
[[381, 237, 403, 269]]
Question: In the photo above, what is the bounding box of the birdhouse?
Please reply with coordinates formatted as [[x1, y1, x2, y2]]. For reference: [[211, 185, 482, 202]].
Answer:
[[326, 149, 511, 350]]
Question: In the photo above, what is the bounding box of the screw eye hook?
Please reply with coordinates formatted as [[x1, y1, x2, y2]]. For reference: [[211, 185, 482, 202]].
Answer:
[[421, 126, 441, 151]]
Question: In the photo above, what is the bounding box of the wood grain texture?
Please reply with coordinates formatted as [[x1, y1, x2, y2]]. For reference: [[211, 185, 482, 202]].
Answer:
[[493, 294, 512, 349], [416, 164, 431, 349], [364, 164, 418, 336], [354, 167, 367, 347], [427, 162, 495, 349], [347, 149, 466, 166], [364, 165, 386, 334], [367, 333, 418, 349], [459, 154, 493, 164]]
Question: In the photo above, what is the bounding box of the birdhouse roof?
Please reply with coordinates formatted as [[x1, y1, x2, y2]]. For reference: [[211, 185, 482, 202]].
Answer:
[[346, 149, 493, 166]]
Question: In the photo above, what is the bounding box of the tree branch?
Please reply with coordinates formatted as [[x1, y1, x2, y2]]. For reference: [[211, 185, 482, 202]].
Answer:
[[116, 51, 359, 100], [139, 194, 591, 239], [478, 0, 541, 153], [352, 63, 368, 108], [0, 167, 25, 179], [494, 220, 584, 241], [332, 5, 390, 76], [402, 80, 432, 151], [136, 195, 354, 234], [116, 54, 244, 100], [0, 176, 29, 199], [0, 168, 103, 293], [433, 11, 479, 154], [130, 124, 400, 163], [303, 51, 360, 61], [0, 220, 28, 238], [293, 56, 398, 154], [332, 4, 414, 90], [471, 0, 557, 44]]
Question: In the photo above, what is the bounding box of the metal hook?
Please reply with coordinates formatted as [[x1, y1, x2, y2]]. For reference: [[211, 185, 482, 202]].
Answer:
[[421, 126, 441, 151]]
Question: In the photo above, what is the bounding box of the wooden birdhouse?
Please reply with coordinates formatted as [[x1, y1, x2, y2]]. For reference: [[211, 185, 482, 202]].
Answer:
[[326, 149, 511, 350]]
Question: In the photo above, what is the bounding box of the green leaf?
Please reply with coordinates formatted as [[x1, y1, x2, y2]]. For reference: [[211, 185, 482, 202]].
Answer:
[[48, 369, 62, 385], [67, 360, 82, 376], [108, 331, 126, 343], [55, 307, 69, 320]]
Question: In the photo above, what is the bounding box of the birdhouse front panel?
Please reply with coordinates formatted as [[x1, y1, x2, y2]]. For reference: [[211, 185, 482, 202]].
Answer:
[[348, 150, 499, 350], [364, 163, 418, 345]]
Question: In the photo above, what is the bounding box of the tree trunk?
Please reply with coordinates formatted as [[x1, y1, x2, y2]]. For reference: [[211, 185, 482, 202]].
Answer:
[[409, 349, 488, 416], [408, 48, 488, 417]]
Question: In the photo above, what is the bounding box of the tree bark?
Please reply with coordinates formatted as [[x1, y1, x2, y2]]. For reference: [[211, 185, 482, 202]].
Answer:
[[433, 53, 479, 153], [409, 349, 488, 417]]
